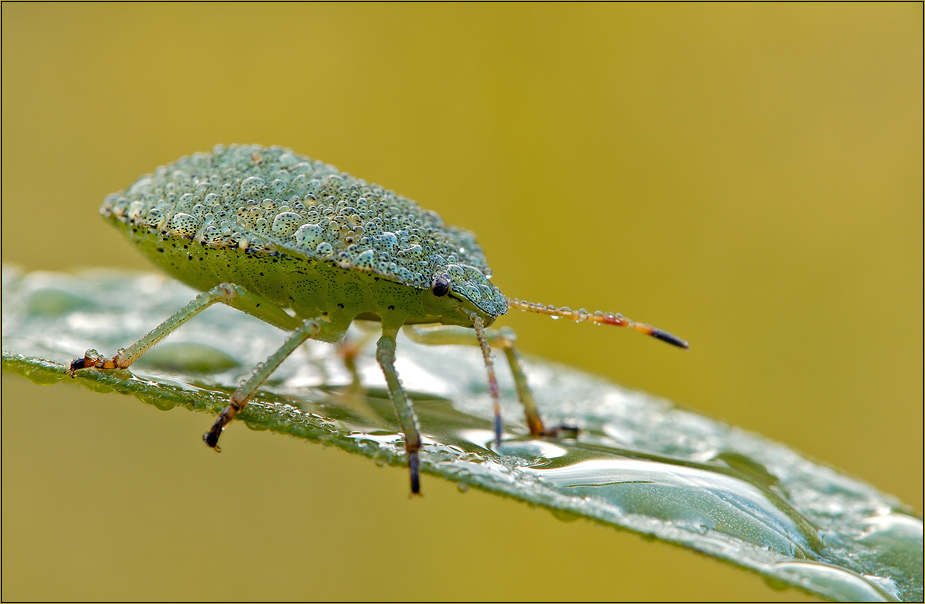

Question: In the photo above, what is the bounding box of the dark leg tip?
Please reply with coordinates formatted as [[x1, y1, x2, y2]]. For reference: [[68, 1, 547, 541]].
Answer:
[[493, 415, 503, 449], [68, 357, 86, 376], [409, 451, 421, 496], [544, 424, 580, 439], [203, 430, 220, 448]]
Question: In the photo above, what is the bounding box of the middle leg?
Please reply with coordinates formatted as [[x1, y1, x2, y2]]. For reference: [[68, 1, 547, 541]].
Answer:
[[376, 326, 424, 495], [203, 317, 330, 450]]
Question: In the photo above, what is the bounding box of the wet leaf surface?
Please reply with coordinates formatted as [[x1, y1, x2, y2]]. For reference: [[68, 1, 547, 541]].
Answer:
[[3, 267, 922, 602]]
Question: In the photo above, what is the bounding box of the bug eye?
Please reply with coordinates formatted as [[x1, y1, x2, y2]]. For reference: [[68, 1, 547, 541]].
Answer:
[[431, 275, 450, 297]]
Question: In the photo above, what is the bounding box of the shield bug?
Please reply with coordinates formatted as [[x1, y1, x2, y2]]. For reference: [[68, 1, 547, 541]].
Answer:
[[70, 144, 688, 494]]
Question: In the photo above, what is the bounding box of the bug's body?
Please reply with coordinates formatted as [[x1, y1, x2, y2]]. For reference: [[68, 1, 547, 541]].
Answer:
[[117, 221, 488, 336], [73, 144, 687, 494], [103, 145, 503, 333]]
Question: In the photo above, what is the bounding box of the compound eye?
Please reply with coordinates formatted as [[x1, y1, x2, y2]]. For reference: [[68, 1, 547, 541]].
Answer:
[[431, 274, 450, 297]]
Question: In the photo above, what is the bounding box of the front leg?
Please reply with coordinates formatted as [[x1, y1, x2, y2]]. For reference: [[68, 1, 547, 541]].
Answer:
[[69, 283, 305, 375]]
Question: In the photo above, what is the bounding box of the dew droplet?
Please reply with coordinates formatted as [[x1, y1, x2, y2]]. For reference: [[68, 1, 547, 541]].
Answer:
[[168, 213, 201, 237], [315, 242, 334, 257], [240, 176, 267, 197], [145, 208, 163, 227], [272, 212, 303, 237]]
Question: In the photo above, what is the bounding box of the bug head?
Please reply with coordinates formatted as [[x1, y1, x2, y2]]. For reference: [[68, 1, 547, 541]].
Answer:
[[426, 259, 508, 325], [506, 297, 689, 349], [425, 259, 507, 326]]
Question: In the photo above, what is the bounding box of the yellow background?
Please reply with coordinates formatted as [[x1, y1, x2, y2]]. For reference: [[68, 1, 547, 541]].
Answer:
[[2, 4, 921, 601]]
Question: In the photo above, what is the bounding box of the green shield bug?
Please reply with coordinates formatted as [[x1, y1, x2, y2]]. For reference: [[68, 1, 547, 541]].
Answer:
[[69, 144, 688, 494]]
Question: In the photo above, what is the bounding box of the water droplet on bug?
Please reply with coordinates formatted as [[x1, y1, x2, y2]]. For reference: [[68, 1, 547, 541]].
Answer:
[[272, 212, 302, 237], [381, 232, 398, 248], [128, 201, 145, 220], [240, 176, 267, 197], [352, 250, 375, 270], [169, 213, 201, 237], [202, 225, 222, 244], [145, 208, 163, 227], [271, 179, 287, 195], [294, 224, 323, 249]]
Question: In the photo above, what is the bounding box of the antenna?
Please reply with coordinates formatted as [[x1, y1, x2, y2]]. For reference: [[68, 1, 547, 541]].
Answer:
[[506, 298, 689, 349]]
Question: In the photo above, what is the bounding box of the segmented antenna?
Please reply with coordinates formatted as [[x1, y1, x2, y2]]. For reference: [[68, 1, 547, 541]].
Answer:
[[506, 298, 689, 349]]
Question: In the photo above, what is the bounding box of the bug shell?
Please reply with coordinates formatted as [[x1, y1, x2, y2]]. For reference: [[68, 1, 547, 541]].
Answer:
[[102, 144, 507, 319]]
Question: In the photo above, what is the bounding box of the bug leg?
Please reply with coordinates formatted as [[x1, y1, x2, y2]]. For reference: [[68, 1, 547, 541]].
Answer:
[[469, 314, 504, 449], [328, 330, 383, 427], [68, 283, 304, 376], [486, 326, 578, 439], [339, 338, 364, 389], [337, 326, 377, 389], [402, 324, 576, 440], [496, 327, 578, 438], [203, 318, 323, 450], [376, 327, 423, 495]]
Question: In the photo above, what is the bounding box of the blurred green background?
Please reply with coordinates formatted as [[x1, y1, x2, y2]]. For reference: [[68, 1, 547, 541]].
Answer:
[[2, 3, 921, 601]]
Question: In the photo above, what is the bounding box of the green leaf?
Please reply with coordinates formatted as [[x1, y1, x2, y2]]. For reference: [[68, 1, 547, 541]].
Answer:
[[2, 266, 921, 602]]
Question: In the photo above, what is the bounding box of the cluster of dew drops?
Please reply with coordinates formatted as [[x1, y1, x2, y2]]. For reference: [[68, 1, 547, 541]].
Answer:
[[106, 144, 495, 297]]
